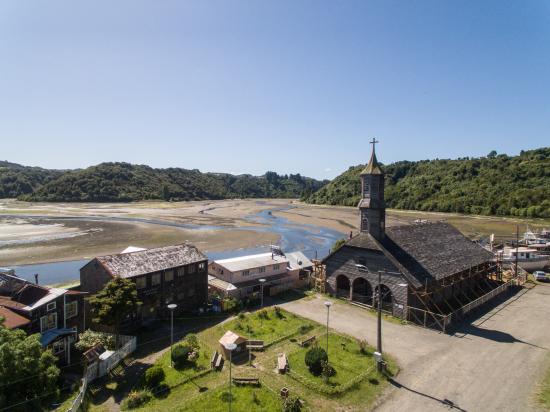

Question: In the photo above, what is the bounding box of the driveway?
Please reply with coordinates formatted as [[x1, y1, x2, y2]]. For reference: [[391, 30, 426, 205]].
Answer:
[[280, 285, 550, 412]]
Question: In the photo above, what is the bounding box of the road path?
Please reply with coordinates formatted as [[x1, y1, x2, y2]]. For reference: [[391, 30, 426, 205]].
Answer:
[[281, 285, 550, 412]]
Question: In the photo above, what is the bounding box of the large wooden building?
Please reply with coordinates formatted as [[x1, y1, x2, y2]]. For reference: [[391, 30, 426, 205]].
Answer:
[[80, 243, 208, 328], [323, 142, 505, 331]]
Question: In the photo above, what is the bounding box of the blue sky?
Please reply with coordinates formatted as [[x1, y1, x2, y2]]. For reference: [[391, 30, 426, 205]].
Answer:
[[0, 1, 549, 179]]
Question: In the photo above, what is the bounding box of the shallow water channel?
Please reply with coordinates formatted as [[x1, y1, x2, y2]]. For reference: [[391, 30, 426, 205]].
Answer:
[[8, 206, 345, 285]]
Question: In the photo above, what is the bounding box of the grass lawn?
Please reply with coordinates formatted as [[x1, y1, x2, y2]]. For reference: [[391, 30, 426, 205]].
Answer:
[[148, 337, 212, 387], [539, 358, 550, 409], [201, 306, 315, 348], [178, 384, 281, 412], [288, 333, 393, 388], [117, 306, 397, 411]]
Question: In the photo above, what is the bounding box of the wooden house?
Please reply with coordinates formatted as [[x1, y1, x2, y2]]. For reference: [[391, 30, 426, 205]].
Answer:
[[0, 272, 85, 364], [80, 243, 208, 329]]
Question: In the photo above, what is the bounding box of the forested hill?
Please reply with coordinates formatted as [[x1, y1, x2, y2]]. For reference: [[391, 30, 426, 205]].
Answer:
[[0, 161, 327, 202], [304, 148, 550, 218]]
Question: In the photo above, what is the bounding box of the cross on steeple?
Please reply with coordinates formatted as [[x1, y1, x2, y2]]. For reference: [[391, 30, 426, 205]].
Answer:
[[370, 138, 379, 153]]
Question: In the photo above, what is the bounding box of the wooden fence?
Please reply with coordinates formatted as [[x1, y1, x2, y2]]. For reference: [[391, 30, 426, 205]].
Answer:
[[66, 334, 136, 412]]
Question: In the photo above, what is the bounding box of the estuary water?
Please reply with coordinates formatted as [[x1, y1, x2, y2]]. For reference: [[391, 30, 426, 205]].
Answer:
[[8, 207, 345, 285]]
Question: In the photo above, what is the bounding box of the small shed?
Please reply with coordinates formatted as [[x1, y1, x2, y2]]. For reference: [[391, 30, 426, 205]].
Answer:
[[218, 330, 247, 359]]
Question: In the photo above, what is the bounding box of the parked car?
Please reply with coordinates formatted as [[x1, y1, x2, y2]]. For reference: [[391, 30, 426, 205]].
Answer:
[[533, 271, 547, 282]]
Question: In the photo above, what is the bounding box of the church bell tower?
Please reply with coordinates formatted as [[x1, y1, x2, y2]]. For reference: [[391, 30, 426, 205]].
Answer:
[[359, 138, 386, 239]]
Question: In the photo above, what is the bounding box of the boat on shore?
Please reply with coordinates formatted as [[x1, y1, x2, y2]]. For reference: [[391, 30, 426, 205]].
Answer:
[[497, 247, 550, 272]]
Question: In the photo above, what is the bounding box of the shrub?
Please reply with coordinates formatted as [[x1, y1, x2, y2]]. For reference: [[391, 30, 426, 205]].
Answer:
[[258, 309, 269, 319], [282, 395, 302, 412], [75, 330, 115, 352], [321, 360, 336, 382], [122, 390, 152, 409], [172, 344, 192, 368], [299, 324, 313, 334], [358, 339, 368, 355], [304, 346, 328, 376], [219, 391, 234, 402], [184, 333, 199, 350], [274, 306, 284, 319], [238, 312, 246, 320], [144, 366, 165, 388]]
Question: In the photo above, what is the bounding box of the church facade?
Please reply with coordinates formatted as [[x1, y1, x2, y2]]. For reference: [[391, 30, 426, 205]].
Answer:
[[323, 141, 504, 331]]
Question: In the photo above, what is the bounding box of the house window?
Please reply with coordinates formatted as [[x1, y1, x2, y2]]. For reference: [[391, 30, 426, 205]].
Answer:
[[152, 273, 161, 286], [136, 276, 147, 289], [65, 301, 78, 319], [273, 264, 280, 270], [258, 267, 266, 273], [177, 267, 185, 277], [46, 301, 56, 312], [242, 270, 250, 277], [52, 340, 65, 355], [198, 262, 206, 272], [40, 313, 57, 332], [188, 264, 196, 274], [165, 270, 174, 282]]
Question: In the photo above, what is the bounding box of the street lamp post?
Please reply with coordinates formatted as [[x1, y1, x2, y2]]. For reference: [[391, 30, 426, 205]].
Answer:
[[167, 303, 177, 368], [324, 301, 332, 358], [259, 278, 266, 307], [224, 342, 237, 412]]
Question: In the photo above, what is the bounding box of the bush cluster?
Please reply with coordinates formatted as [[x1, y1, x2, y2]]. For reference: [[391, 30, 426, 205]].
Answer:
[[144, 366, 165, 388], [171, 344, 192, 368], [122, 390, 152, 409], [304, 346, 328, 376]]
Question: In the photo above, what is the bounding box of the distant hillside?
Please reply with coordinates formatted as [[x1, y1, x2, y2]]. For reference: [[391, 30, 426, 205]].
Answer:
[[304, 147, 550, 218], [0, 161, 63, 198], [0, 161, 327, 202]]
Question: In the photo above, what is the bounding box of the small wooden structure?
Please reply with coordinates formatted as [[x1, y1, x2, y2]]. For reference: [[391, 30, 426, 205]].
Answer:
[[300, 335, 316, 347], [280, 387, 290, 398], [219, 330, 247, 359], [277, 353, 289, 374]]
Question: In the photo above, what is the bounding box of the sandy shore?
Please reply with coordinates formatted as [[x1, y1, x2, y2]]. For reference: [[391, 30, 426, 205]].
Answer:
[[1, 198, 549, 266]]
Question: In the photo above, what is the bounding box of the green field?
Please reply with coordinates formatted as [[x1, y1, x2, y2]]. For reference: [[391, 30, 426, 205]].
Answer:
[[95, 306, 396, 412]]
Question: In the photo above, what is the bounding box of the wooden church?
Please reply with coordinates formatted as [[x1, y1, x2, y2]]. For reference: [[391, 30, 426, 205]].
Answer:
[[323, 140, 505, 331]]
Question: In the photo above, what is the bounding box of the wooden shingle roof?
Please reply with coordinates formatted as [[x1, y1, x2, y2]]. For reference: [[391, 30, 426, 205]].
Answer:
[[344, 222, 494, 287], [96, 243, 207, 278]]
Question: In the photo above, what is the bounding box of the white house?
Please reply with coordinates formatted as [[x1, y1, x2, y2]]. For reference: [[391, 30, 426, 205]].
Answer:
[[208, 251, 313, 299]]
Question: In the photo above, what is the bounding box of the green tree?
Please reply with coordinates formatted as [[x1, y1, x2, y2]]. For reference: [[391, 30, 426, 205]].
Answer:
[[87, 277, 142, 348], [0, 318, 60, 411]]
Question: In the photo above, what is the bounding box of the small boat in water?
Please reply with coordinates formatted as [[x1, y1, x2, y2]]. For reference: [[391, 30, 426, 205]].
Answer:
[[497, 247, 550, 272]]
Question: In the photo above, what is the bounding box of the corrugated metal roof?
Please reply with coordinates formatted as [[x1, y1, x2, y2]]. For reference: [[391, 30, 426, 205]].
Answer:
[[286, 251, 313, 270], [0, 306, 30, 329], [96, 243, 207, 278], [214, 252, 288, 272]]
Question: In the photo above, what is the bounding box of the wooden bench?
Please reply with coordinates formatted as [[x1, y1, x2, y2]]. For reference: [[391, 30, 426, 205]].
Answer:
[[211, 351, 224, 371], [300, 335, 316, 347], [277, 353, 288, 374], [232, 377, 260, 386], [247, 340, 264, 351]]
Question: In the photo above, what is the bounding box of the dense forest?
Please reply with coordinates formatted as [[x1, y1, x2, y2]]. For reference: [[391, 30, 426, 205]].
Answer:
[[304, 148, 550, 218], [0, 161, 327, 202]]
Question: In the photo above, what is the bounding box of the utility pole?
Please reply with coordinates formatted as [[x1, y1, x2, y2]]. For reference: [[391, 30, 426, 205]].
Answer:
[[515, 225, 519, 280], [167, 304, 177, 367], [377, 270, 382, 372]]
